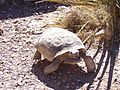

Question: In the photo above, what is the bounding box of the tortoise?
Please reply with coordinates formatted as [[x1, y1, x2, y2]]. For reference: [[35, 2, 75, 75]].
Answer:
[[33, 27, 96, 75]]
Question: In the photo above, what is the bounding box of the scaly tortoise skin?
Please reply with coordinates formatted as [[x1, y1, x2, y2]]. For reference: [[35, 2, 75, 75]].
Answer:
[[34, 27, 96, 75]]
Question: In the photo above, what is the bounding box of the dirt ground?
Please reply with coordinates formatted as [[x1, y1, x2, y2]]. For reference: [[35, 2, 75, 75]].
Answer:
[[0, 2, 120, 90]]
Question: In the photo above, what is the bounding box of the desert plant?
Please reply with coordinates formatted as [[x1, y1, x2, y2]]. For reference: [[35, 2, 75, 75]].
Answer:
[[53, 0, 119, 42]]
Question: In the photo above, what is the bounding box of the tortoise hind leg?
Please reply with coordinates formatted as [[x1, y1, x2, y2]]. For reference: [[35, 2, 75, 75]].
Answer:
[[83, 56, 96, 73], [33, 50, 41, 60], [44, 59, 62, 75]]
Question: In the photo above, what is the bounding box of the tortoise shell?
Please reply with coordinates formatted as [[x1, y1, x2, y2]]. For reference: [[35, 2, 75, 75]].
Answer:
[[35, 27, 85, 62]]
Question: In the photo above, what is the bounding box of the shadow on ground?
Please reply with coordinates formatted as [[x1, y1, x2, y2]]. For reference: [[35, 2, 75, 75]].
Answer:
[[87, 41, 120, 90], [31, 40, 119, 90], [0, 1, 68, 20], [31, 59, 96, 90]]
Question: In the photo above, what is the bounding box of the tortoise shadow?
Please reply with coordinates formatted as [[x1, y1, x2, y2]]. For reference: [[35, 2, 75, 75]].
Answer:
[[31, 59, 96, 90], [0, 1, 68, 20], [31, 40, 119, 90]]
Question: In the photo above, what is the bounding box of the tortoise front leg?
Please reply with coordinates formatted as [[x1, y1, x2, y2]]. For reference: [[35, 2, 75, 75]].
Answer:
[[83, 56, 96, 73], [44, 59, 62, 75], [79, 50, 96, 73]]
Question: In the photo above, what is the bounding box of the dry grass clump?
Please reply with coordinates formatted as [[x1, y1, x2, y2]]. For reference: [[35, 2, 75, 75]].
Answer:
[[40, 0, 98, 6], [50, 5, 111, 45]]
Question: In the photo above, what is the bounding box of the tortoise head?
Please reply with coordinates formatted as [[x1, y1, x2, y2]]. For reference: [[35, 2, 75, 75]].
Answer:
[[56, 49, 81, 64], [68, 49, 79, 58]]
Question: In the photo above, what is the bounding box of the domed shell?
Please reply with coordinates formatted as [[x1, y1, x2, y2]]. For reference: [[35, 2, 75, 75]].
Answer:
[[36, 27, 85, 62]]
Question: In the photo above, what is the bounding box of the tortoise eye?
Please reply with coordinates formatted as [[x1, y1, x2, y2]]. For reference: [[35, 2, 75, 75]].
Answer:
[[68, 50, 79, 58]]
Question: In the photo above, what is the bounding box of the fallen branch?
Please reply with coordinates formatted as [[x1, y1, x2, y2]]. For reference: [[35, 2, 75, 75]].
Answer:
[[76, 21, 90, 36], [83, 28, 99, 44]]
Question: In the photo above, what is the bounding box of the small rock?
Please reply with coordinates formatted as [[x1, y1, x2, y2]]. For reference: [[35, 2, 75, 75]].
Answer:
[[2, 38, 10, 43], [31, 30, 43, 35], [17, 77, 23, 86], [0, 29, 3, 36], [94, 78, 98, 82], [57, 76, 61, 79], [67, 71, 71, 74], [72, 82, 75, 85], [57, 82, 61, 87], [66, 85, 70, 89], [114, 78, 118, 82], [77, 79, 84, 84], [11, 53, 18, 58], [62, 80, 67, 83], [13, 20, 19, 24]]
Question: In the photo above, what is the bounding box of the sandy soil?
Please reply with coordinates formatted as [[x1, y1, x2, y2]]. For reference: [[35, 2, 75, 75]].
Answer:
[[0, 2, 120, 90]]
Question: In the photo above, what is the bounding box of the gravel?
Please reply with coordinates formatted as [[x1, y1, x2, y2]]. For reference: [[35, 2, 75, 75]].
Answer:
[[0, 2, 120, 90]]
